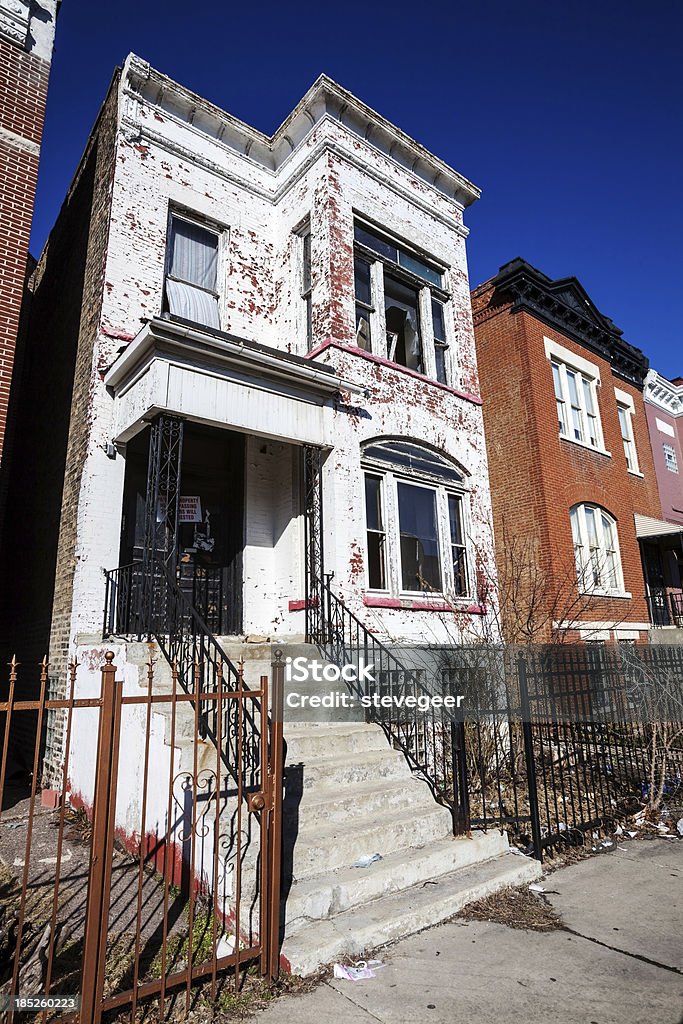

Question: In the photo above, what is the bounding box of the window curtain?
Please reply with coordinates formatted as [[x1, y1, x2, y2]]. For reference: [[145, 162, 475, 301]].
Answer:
[[166, 218, 220, 329]]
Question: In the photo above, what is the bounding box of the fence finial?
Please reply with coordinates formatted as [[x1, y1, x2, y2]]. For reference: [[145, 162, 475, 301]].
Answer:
[[105, 650, 115, 664]]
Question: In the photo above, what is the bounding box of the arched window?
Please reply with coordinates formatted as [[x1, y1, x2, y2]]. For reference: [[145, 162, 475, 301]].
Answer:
[[361, 440, 469, 597], [569, 504, 624, 594]]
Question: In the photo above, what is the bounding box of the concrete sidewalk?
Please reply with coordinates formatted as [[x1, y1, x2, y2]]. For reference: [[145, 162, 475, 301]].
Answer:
[[254, 840, 683, 1024]]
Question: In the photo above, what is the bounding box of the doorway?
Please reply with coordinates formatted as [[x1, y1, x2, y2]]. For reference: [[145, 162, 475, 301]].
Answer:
[[119, 422, 245, 635]]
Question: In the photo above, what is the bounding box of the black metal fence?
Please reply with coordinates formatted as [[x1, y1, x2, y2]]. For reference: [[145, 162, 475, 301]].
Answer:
[[310, 580, 683, 861], [439, 644, 683, 859]]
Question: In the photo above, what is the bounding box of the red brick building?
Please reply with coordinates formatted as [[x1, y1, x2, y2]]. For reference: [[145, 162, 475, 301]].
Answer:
[[0, 0, 58, 479], [472, 258, 663, 643]]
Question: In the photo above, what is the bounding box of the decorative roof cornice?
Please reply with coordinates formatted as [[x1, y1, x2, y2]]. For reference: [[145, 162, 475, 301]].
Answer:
[[482, 258, 649, 388], [0, 0, 29, 48], [644, 369, 683, 417], [122, 54, 480, 210]]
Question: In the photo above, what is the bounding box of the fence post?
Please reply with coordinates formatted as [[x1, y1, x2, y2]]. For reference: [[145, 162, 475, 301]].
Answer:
[[450, 717, 470, 835], [80, 652, 123, 1024], [519, 654, 543, 862], [266, 653, 285, 980]]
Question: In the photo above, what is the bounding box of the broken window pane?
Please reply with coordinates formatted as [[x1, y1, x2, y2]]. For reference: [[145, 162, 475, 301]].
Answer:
[[354, 256, 372, 306], [385, 274, 423, 373], [397, 482, 441, 592]]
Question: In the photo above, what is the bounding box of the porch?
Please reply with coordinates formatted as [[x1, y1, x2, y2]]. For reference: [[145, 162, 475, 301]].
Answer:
[[101, 316, 346, 641], [636, 514, 683, 630]]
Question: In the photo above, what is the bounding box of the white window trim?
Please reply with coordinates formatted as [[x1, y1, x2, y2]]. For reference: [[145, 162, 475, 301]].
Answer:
[[362, 464, 471, 600], [570, 504, 628, 598], [163, 208, 227, 329], [614, 387, 642, 476], [354, 217, 454, 386], [544, 337, 609, 456], [663, 443, 679, 474]]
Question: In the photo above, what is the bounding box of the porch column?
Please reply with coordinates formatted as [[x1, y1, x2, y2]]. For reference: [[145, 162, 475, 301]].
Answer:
[[142, 413, 184, 573], [303, 445, 324, 642]]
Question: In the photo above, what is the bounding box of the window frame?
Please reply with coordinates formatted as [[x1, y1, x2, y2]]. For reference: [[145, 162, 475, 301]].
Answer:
[[614, 388, 641, 475], [663, 443, 679, 474], [163, 209, 224, 329], [569, 503, 627, 597], [300, 225, 313, 347], [362, 445, 470, 600], [353, 218, 453, 385], [545, 338, 608, 456]]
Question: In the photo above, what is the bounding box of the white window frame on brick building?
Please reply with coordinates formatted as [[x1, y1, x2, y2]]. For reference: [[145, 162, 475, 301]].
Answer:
[[362, 439, 470, 599], [570, 503, 627, 597], [614, 387, 641, 475], [353, 220, 453, 385], [163, 211, 223, 330], [544, 338, 608, 455], [663, 443, 679, 473]]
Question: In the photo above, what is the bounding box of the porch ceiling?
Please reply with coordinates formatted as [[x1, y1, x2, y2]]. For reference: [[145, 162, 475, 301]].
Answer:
[[104, 317, 362, 445]]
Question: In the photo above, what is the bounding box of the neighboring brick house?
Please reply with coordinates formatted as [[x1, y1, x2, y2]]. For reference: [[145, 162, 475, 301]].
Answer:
[[640, 370, 683, 626], [472, 258, 663, 643], [0, 0, 58, 499], [9, 53, 498, 741]]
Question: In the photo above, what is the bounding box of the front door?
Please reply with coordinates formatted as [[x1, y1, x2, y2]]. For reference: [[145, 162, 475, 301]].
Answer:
[[119, 422, 245, 635]]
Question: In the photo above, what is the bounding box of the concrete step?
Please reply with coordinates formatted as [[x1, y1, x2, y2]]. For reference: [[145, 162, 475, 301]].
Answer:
[[286, 803, 453, 881], [286, 746, 413, 793], [283, 830, 509, 927], [283, 723, 389, 761], [281, 851, 542, 976], [283, 775, 432, 830]]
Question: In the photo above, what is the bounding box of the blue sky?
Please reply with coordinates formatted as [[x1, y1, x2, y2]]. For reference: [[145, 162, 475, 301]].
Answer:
[[31, 0, 682, 377]]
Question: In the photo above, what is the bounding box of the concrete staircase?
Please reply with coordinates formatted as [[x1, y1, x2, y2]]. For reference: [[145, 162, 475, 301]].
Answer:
[[125, 642, 542, 976], [278, 721, 541, 975]]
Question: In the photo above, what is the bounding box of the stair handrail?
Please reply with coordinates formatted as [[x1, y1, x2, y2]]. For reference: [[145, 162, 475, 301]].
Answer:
[[311, 573, 466, 822]]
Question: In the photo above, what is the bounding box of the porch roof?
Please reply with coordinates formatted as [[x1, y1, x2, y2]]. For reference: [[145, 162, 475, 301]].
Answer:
[[635, 513, 683, 541], [104, 317, 364, 445]]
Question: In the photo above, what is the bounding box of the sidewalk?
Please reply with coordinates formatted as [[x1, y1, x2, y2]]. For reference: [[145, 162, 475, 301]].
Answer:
[[253, 840, 683, 1024]]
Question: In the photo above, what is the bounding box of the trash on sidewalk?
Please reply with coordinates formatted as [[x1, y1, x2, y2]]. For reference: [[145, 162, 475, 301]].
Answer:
[[591, 839, 616, 854], [528, 883, 546, 893], [677, 818, 683, 837], [333, 959, 384, 981], [351, 853, 382, 868], [614, 823, 624, 836]]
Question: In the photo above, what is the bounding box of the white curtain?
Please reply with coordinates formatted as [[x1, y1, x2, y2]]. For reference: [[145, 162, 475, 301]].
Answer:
[[166, 218, 220, 329]]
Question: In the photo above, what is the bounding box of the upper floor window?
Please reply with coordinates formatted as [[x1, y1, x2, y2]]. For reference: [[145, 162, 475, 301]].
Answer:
[[301, 226, 313, 346], [615, 389, 640, 474], [164, 214, 220, 330], [545, 338, 605, 453], [663, 443, 679, 473], [570, 504, 624, 595], [353, 221, 451, 384], [362, 439, 469, 597]]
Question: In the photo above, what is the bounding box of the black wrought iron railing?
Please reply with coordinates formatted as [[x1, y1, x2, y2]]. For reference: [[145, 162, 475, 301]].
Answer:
[[309, 574, 471, 831], [103, 560, 261, 785], [645, 588, 683, 628]]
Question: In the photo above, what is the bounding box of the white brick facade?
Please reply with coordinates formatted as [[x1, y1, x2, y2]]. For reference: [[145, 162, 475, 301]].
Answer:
[[66, 53, 499, 653]]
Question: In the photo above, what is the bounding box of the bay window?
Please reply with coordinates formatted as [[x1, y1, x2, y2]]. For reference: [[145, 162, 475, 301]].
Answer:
[[353, 221, 452, 384], [362, 439, 470, 598]]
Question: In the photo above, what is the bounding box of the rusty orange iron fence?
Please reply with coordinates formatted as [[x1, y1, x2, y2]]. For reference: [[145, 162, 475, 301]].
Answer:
[[0, 652, 284, 1023]]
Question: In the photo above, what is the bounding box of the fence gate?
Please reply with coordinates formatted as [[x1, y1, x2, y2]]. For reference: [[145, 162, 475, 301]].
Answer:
[[0, 652, 284, 1022]]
